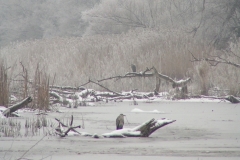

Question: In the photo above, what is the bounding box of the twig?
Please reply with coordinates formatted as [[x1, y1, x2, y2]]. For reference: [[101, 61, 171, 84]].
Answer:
[[39, 154, 53, 160], [97, 68, 154, 83], [81, 113, 85, 129], [3, 138, 15, 159], [125, 116, 130, 124], [189, 50, 240, 68], [18, 135, 46, 160], [55, 115, 81, 137]]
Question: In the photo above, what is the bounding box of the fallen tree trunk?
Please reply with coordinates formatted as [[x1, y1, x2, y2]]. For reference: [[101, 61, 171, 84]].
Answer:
[[102, 118, 176, 138], [55, 116, 176, 138], [2, 96, 32, 117]]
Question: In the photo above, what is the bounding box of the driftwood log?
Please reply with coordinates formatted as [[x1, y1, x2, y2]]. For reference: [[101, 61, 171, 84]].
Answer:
[[102, 118, 176, 138], [54, 115, 176, 138], [136, 118, 176, 137], [2, 96, 32, 117]]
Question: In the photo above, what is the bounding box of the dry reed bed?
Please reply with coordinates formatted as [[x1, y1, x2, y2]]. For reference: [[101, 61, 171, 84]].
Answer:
[[0, 28, 239, 96], [0, 115, 56, 137]]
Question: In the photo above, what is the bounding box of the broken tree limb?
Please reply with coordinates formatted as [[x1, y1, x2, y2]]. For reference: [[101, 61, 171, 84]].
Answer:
[[49, 66, 191, 103], [3, 96, 32, 117], [140, 118, 176, 137], [55, 115, 81, 137], [97, 67, 154, 83], [151, 66, 191, 88], [96, 66, 191, 98]]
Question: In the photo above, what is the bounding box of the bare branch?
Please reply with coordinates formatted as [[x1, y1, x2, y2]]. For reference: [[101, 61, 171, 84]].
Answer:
[[89, 79, 123, 96], [190, 50, 240, 68], [55, 116, 81, 137]]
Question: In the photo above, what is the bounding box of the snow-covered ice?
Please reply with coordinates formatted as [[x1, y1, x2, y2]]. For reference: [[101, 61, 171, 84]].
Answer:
[[131, 108, 164, 113]]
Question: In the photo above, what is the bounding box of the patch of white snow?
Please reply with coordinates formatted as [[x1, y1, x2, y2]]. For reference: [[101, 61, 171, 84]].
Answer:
[[131, 108, 164, 114]]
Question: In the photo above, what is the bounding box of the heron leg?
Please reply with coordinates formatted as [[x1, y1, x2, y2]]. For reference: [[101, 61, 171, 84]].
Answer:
[[117, 124, 123, 130]]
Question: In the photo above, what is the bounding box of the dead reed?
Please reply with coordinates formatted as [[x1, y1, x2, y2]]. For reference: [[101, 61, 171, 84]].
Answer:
[[31, 64, 50, 111], [0, 116, 55, 137], [0, 28, 239, 97], [0, 61, 9, 107]]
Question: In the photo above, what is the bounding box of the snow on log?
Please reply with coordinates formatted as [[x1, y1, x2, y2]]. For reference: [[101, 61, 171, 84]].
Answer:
[[102, 129, 141, 138], [152, 67, 191, 88], [139, 118, 176, 137], [75, 89, 95, 98], [102, 118, 176, 138], [172, 78, 191, 88], [2, 97, 32, 117], [50, 89, 97, 107], [50, 91, 73, 106], [50, 91, 64, 102], [131, 108, 164, 114], [54, 116, 176, 138]]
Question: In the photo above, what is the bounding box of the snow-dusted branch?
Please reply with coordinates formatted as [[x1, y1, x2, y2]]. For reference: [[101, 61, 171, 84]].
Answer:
[[102, 118, 176, 138], [97, 68, 153, 83], [151, 67, 191, 88], [48, 66, 191, 103], [98, 66, 191, 89]]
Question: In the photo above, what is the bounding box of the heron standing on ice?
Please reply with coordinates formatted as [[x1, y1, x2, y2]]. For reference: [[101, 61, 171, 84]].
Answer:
[[116, 114, 125, 130]]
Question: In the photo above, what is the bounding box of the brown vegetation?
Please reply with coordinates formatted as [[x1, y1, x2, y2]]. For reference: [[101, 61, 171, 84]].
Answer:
[[0, 28, 239, 108], [0, 62, 9, 106]]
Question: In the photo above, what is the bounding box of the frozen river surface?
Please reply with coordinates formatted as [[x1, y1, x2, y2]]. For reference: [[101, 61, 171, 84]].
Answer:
[[1, 100, 240, 160]]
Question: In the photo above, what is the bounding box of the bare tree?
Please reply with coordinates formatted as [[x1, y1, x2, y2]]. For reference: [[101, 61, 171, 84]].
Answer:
[[82, 0, 174, 35]]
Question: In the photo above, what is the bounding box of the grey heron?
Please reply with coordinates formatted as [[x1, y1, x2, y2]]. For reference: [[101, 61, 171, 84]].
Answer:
[[131, 64, 136, 72], [116, 113, 125, 130]]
